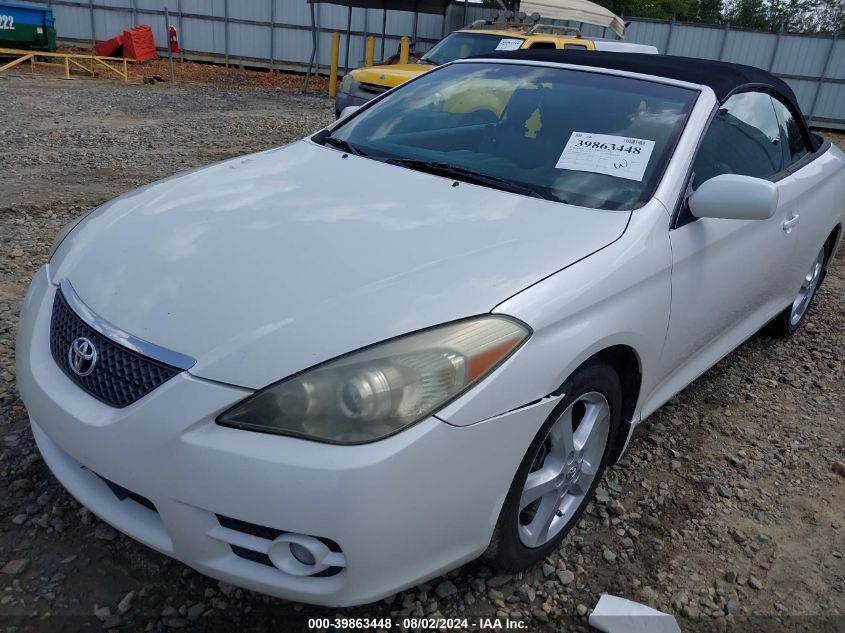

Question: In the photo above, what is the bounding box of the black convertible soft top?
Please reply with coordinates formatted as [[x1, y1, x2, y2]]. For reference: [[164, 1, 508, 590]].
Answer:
[[472, 49, 801, 112]]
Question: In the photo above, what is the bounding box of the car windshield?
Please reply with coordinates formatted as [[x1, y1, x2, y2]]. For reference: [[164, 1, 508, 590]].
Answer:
[[418, 32, 525, 66], [325, 62, 697, 210]]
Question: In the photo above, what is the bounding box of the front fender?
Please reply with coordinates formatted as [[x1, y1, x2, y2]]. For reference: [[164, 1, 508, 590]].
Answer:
[[436, 200, 672, 426]]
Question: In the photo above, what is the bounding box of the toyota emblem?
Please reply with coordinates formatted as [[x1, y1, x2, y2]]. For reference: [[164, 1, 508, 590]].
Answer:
[[68, 337, 98, 377]]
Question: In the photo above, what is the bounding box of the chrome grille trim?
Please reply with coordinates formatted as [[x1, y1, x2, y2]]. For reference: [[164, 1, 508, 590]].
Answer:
[[59, 279, 195, 370]]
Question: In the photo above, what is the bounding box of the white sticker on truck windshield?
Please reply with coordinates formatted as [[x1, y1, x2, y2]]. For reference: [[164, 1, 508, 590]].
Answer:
[[555, 132, 656, 181], [495, 38, 523, 51]]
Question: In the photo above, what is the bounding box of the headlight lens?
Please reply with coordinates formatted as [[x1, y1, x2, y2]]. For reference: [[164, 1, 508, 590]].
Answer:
[[217, 316, 530, 444]]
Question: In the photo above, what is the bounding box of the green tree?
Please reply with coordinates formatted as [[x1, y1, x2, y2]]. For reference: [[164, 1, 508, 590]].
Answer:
[[696, 0, 724, 22], [816, 0, 845, 31], [598, 0, 695, 19], [768, 0, 821, 31], [722, 0, 769, 28]]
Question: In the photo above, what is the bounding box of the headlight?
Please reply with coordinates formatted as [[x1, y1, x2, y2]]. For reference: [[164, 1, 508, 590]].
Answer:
[[217, 316, 530, 444], [49, 210, 94, 261], [340, 74, 354, 93]]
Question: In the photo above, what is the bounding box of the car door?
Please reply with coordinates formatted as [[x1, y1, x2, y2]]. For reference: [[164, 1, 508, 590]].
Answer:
[[656, 90, 798, 381], [769, 95, 832, 292]]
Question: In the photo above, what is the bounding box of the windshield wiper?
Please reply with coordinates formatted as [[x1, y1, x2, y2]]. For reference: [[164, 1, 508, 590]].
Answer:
[[323, 136, 367, 156], [385, 158, 546, 199]]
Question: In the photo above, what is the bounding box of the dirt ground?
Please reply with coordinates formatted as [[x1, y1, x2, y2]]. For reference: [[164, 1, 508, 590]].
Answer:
[[0, 74, 843, 633]]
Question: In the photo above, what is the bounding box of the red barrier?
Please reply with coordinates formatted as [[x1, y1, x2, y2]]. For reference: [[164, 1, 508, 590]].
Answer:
[[94, 34, 123, 57], [122, 25, 157, 62]]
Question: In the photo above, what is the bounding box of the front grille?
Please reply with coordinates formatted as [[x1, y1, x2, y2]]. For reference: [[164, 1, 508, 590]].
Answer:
[[360, 82, 388, 94], [50, 290, 180, 408]]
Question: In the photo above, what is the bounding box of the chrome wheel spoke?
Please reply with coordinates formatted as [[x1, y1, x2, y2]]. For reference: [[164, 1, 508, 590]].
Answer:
[[566, 476, 587, 496], [520, 466, 559, 510], [573, 401, 606, 452], [548, 407, 575, 460], [522, 493, 558, 547], [580, 457, 599, 478]]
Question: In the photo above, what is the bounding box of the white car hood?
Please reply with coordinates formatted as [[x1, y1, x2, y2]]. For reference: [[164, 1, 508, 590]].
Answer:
[[51, 141, 630, 389]]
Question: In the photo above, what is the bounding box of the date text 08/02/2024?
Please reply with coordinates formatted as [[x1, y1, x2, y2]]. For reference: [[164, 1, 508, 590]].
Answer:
[[307, 617, 530, 629]]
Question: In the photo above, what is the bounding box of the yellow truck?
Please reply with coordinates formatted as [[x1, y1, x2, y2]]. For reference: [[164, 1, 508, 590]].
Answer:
[[335, 20, 657, 116]]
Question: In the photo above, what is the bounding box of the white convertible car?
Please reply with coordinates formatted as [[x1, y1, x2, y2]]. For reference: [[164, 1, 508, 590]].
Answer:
[[16, 50, 844, 606]]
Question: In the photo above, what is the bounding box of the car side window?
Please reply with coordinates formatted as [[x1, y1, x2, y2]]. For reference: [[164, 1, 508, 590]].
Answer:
[[770, 97, 811, 167], [691, 91, 783, 189]]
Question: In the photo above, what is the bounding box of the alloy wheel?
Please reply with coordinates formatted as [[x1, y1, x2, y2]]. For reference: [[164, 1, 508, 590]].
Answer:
[[790, 247, 825, 327], [518, 391, 610, 548]]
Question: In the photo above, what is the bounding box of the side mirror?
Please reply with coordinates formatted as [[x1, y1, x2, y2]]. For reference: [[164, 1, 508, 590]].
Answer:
[[338, 105, 360, 121], [688, 174, 778, 221]]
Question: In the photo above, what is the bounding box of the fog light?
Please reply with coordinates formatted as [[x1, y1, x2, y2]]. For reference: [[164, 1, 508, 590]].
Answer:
[[290, 542, 316, 566], [268, 533, 344, 577]]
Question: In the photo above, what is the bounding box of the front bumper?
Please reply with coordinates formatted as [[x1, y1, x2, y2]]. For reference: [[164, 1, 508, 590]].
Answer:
[[16, 266, 554, 606], [334, 90, 370, 117], [334, 81, 388, 117]]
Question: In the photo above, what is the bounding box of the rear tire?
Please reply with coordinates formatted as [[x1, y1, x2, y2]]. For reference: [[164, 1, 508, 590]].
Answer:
[[764, 243, 828, 338], [484, 361, 623, 571]]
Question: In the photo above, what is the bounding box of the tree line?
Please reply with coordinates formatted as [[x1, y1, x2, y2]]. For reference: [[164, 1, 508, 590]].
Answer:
[[597, 0, 842, 33], [502, 0, 843, 33]]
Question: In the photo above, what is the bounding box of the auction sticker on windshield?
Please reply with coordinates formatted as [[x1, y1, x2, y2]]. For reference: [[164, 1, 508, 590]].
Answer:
[[555, 132, 655, 181], [495, 38, 523, 51]]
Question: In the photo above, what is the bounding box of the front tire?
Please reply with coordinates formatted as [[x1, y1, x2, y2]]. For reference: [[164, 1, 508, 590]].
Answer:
[[485, 361, 623, 571], [764, 243, 828, 338]]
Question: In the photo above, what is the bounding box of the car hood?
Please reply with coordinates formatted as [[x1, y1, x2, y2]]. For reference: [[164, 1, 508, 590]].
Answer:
[[350, 63, 433, 88], [50, 141, 630, 389]]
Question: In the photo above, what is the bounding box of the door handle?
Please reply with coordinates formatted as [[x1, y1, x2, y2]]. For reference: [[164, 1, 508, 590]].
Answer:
[[782, 214, 800, 232]]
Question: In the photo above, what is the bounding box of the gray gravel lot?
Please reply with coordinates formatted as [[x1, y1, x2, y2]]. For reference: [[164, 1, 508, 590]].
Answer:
[[0, 76, 843, 633]]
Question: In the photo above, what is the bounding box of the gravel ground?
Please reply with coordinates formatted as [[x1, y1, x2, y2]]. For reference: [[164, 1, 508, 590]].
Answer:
[[1, 76, 843, 633]]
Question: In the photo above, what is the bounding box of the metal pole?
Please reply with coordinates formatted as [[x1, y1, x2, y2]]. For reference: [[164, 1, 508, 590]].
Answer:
[[224, 0, 230, 68], [412, 3, 419, 49], [177, 0, 184, 62], [441, 5, 447, 38], [717, 22, 730, 60], [381, 3, 387, 61], [344, 2, 352, 73], [463, 0, 468, 26], [165, 7, 175, 83], [316, 4, 321, 75], [131, 0, 137, 27], [304, 1, 316, 92], [89, 0, 96, 47], [664, 16, 675, 55], [808, 33, 838, 125], [768, 18, 784, 71], [399, 35, 409, 63], [365, 36, 375, 66], [329, 31, 340, 97], [269, 0, 275, 73], [363, 8, 369, 62]]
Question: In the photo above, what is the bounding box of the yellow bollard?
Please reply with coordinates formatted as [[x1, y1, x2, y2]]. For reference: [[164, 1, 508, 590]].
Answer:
[[123, 58, 128, 81], [329, 31, 340, 97], [365, 36, 375, 67], [399, 36, 410, 65], [30, 54, 35, 74], [64, 56, 70, 79]]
